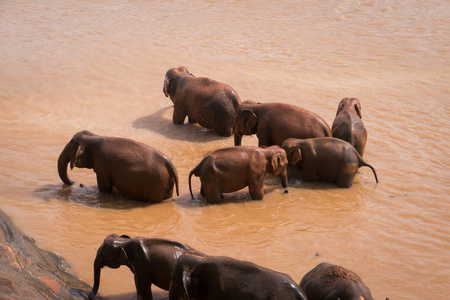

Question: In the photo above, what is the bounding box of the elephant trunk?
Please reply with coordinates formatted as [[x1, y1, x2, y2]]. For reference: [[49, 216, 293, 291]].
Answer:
[[89, 258, 102, 299], [234, 133, 242, 146], [57, 147, 74, 185], [280, 168, 288, 188]]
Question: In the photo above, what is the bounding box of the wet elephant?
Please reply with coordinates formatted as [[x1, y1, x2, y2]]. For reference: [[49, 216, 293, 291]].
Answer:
[[188, 146, 288, 203], [299, 262, 374, 300], [58, 130, 179, 202], [163, 66, 241, 136], [332, 97, 368, 157], [89, 234, 193, 300], [233, 101, 331, 147], [169, 250, 307, 300], [282, 137, 378, 188]]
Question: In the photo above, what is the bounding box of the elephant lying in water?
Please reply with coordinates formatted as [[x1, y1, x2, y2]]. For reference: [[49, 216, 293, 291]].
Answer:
[[169, 250, 308, 300], [188, 146, 288, 203], [58, 130, 179, 202], [282, 137, 378, 188], [299, 262, 374, 300], [163, 66, 241, 136], [89, 234, 193, 300]]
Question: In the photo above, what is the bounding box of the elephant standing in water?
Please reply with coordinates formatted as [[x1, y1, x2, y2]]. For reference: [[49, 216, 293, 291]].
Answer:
[[58, 130, 179, 202], [89, 234, 193, 300], [299, 262, 374, 300], [163, 66, 241, 136], [233, 101, 331, 147], [188, 146, 288, 203], [169, 250, 308, 300], [282, 137, 378, 188], [332, 97, 368, 157]]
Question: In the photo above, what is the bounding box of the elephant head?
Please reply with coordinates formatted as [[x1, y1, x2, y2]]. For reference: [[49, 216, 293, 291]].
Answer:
[[89, 234, 131, 299], [336, 97, 362, 118], [233, 101, 259, 146], [169, 250, 208, 300], [163, 66, 194, 99], [57, 130, 97, 185], [263, 146, 289, 188], [281, 138, 302, 166]]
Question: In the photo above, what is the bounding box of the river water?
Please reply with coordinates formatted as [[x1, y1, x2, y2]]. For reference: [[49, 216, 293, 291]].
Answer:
[[1, 1, 449, 299]]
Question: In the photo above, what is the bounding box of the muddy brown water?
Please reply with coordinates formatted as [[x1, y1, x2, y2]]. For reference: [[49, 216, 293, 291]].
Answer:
[[1, 1, 449, 299]]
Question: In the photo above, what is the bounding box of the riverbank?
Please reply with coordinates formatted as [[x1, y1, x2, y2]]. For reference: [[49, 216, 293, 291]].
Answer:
[[0, 209, 96, 299]]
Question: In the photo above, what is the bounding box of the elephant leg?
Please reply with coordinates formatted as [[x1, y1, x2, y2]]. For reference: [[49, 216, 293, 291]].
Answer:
[[173, 106, 187, 124], [96, 175, 113, 194], [248, 175, 264, 200], [135, 275, 152, 300], [200, 184, 205, 196], [248, 184, 264, 200], [188, 115, 197, 124], [204, 184, 222, 203], [336, 172, 356, 188]]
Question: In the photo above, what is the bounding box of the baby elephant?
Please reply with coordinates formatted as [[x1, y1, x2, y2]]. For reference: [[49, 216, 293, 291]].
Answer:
[[189, 146, 288, 203], [58, 130, 179, 202], [332, 97, 368, 157], [282, 137, 378, 188], [299, 262, 374, 300], [89, 234, 193, 300], [169, 250, 308, 300]]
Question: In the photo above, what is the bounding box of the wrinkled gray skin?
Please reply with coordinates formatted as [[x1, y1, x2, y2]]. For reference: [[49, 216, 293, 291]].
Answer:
[[299, 262, 374, 300], [189, 146, 288, 203], [89, 234, 193, 300], [332, 97, 367, 157], [234, 101, 331, 147], [282, 137, 378, 188], [163, 66, 241, 136], [169, 250, 308, 300], [58, 130, 179, 202]]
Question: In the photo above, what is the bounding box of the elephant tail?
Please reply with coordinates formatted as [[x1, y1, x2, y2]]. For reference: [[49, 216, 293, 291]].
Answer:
[[358, 155, 378, 183], [188, 165, 201, 200], [166, 160, 179, 197]]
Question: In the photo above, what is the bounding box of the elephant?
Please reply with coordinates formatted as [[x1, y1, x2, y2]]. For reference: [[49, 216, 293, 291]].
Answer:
[[233, 101, 331, 147], [332, 97, 368, 157], [281, 137, 378, 188], [89, 234, 193, 300], [299, 262, 374, 300], [169, 250, 308, 300], [163, 66, 241, 136], [188, 146, 288, 203], [57, 130, 179, 202]]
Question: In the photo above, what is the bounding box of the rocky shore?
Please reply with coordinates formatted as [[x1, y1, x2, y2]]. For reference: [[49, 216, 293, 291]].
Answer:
[[0, 209, 97, 299]]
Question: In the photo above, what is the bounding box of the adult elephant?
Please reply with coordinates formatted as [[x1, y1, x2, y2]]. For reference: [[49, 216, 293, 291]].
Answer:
[[299, 262, 374, 300], [188, 146, 288, 203], [169, 250, 307, 300], [163, 66, 241, 136], [332, 97, 368, 157], [233, 101, 331, 147], [89, 234, 193, 300], [57, 130, 179, 202], [282, 137, 378, 188]]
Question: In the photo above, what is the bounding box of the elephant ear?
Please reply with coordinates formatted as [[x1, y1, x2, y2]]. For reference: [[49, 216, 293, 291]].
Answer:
[[73, 144, 93, 169], [287, 147, 302, 165], [242, 109, 257, 133], [354, 101, 362, 118], [163, 77, 177, 98], [182, 270, 192, 299], [269, 153, 281, 173], [70, 145, 83, 170], [336, 101, 345, 116]]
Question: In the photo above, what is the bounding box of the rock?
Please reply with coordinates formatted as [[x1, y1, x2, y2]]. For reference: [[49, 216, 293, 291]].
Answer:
[[0, 209, 99, 299]]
